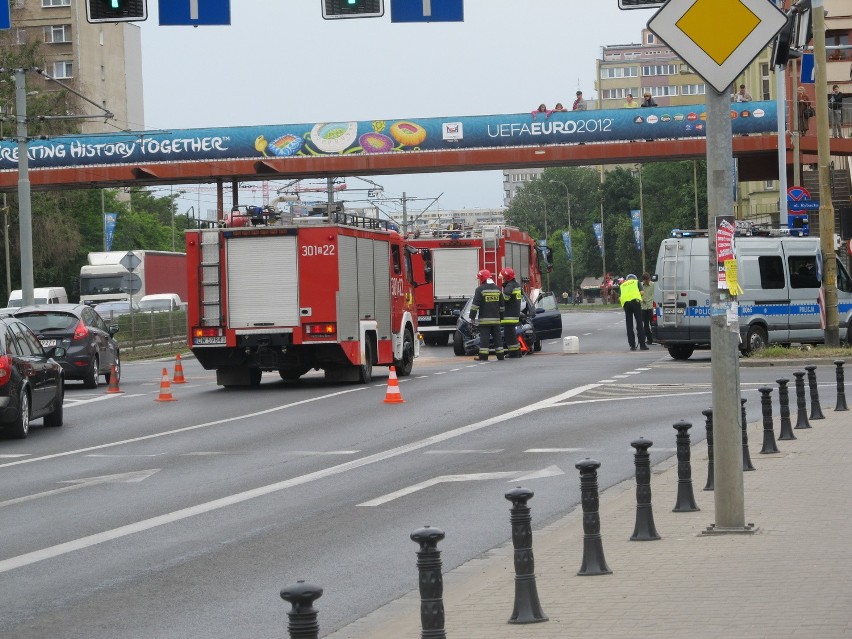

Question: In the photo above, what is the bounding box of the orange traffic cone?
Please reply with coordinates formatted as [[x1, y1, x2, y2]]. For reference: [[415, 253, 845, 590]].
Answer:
[[518, 334, 530, 353], [105, 363, 123, 394], [383, 366, 405, 404], [172, 354, 187, 384], [155, 367, 177, 402]]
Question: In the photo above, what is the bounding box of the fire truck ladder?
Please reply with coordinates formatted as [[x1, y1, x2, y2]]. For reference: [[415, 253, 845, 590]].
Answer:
[[199, 230, 222, 326], [660, 240, 681, 328], [481, 225, 499, 275]]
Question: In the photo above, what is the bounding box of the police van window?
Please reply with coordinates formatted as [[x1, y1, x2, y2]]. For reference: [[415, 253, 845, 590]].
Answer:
[[837, 260, 852, 293], [757, 256, 784, 289], [788, 256, 820, 288], [391, 244, 402, 275]]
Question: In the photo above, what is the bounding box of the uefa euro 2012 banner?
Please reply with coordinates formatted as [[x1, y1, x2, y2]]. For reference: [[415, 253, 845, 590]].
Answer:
[[0, 102, 778, 171]]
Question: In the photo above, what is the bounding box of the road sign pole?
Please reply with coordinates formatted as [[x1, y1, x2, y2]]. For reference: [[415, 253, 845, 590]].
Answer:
[[706, 88, 747, 532]]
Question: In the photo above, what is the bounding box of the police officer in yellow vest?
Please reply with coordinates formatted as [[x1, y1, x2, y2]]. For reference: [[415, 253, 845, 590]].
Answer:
[[620, 274, 648, 351]]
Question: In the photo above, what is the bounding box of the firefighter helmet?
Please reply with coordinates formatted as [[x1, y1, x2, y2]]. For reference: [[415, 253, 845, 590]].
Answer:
[[477, 269, 492, 283], [500, 267, 515, 282]]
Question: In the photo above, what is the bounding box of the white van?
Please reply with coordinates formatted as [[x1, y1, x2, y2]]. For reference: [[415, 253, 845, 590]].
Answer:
[[653, 233, 852, 359], [138, 293, 183, 312], [7, 287, 69, 308]]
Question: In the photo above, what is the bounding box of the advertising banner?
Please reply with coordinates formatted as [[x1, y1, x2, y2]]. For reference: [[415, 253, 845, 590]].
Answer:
[[104, 212, 117, 252], [593, 222, 604, 256], [561, 231, 572, 260], [630, 210, 642, 251]]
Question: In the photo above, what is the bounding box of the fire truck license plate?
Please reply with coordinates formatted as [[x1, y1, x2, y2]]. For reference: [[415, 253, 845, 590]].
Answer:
[[194, 336, 226, 345]]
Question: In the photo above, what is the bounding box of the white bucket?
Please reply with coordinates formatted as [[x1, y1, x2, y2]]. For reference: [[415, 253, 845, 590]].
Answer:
[[563, 336, 580, 354]]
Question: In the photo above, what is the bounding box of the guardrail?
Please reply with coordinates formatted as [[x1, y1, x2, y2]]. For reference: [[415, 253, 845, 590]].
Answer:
[[99, 308, 187, 354]]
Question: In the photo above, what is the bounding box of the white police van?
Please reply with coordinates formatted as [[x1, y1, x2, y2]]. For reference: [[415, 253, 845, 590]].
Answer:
[[653, 231, 852, 360]]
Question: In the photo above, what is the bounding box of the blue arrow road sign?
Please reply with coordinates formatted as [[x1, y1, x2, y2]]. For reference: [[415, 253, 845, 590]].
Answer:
[[391, 0, 463, 22], [159, 0, 230, 26], [800, 53, 815, 85], [0, 1, 10, 30]]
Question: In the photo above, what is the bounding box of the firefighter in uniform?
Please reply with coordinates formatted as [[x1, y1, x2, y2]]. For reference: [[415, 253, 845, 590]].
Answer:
[[620, 273, 648, 351], [500, 267, 523, 358], [469, 269, 505, 361]]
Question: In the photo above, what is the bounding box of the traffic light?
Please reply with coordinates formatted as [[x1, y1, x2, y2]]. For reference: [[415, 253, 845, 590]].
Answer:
[[322, 0, 384, 20], [86, 0, 147, 23], [770, 11, 805, 68]]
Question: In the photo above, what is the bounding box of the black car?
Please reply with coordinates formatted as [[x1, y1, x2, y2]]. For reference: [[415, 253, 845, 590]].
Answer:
[[452, 291, 563, 356], [0, 316, 65, 439], [15, 304, 120, 389]]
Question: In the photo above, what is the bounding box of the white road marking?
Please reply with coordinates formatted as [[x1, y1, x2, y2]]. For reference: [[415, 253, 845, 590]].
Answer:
[[0, 387, 366, 470], [87, 454, 164, 458], [0, 382, 599, 573], [285, 451, 359, 456], [434, 371, 447, 375], [624, 371, 641, 375], [0, 454, 29, 458], [598, 379, 615, 383], [423, 449, 503, 455], [0, 469, 159, 509]]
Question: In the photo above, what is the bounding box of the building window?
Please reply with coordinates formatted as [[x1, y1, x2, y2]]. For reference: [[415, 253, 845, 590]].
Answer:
[[42, 0, 71, 6], [642, 64, 678, 76], [646, 33, 654, 44], [604, 53, 622, 61], [52, 61, 73, 79], [623, 52, 640, 60], [13, 28, 27, 45], [44, 24, 71, 44], [603, 66, 638, 79], [764, 180, 775, 189], [603, 87, 640, 100], [826, 31, 850, 60], [14, 0, 26, 8], [760, 63, 770, 100], [644, 86, 679, 97], [681, 84, 706, 95]]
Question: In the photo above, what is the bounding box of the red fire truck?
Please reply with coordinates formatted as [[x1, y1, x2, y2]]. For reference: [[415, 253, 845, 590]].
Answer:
[[407, 225, 550, 346], [185, 213, 427, 387]]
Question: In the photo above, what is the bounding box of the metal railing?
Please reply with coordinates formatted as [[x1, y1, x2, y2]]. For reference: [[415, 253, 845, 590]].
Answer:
[[98, 308, 187, 353]]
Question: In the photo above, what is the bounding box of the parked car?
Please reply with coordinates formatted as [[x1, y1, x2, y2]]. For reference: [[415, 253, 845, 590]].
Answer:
[[452, 291, 563, 356], [14, 304, 120, 389], [94, 300, 139, 320], [0, 315, 65, 439], [138, 293, 183, 312]]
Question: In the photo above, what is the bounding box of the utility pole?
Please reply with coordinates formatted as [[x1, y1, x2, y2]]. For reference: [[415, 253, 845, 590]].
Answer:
[[14, 69, 33, 307], [812, 0, 839, 346], [707, 87, 747, 532], [549, 180, 574, 294]]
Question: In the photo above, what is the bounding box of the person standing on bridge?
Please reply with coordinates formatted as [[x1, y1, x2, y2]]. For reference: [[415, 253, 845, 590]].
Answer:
[[572, 91, 587, 111], [734, 84, 752, 102], [623, 93, 639, 108], [640, 92, 658, 108], [829, 85, 848, 138], [797, 86, 813, 136], [500, 267, 523, 358], [531, 103, 553, 120], [469, 269, 505, 361], [620, 274, 647, 351]]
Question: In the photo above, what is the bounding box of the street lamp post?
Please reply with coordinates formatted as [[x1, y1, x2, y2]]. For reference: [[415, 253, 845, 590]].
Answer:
[[14, 69, 34, 307], [549, 180, 574, 295], [531, 194, 550, 291]]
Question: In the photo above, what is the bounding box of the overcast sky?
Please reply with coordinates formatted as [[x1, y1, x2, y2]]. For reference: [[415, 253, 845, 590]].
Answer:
[[137, 1, 652, 218]]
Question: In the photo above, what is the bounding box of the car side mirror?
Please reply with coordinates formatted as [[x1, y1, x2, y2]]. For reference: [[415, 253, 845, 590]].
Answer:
[[109, 324, 120, 335], [651, 274, 658, 282]]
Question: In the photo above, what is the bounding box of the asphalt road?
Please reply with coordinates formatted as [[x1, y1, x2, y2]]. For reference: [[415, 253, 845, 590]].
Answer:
[[0, 310, 810, 638]]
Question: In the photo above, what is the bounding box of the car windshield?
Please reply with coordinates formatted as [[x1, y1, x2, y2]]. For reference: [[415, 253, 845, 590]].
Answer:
[[16, 312, 78, 332], [139, 300, 172, 311]]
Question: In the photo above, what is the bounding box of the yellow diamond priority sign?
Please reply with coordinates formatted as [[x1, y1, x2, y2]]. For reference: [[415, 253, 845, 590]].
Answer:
[[648, 0, 787, 94]]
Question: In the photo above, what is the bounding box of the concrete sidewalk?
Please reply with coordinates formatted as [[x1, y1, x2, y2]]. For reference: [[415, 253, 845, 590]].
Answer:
[[328, 392, 852, 638]]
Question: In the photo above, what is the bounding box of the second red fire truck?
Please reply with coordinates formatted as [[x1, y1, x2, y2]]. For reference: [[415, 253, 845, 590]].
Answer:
[[185, 213, 429, 387], [407, 225, 551, 346]]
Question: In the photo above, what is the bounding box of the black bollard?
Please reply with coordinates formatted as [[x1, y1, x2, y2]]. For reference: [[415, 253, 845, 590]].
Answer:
[[794, 371, 812, 429], [758, 387, 780, 454], [411, 525, 447, 639], [805, 365, 825, 420], [630, 438, 660, 541], [505, 487, 548, 624], [835, 360, 849, 412], [280, 580, 323, 639], [776, 378, 796, 441], [575, 458, 612, 575], [702, 409, 714, 491], [740, 398, 756, 471], [672, 420, 700, 512]]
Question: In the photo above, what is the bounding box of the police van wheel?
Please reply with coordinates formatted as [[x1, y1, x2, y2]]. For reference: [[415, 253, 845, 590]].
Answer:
[[668, 345, 694, 361], [744, 325, 767, 355]]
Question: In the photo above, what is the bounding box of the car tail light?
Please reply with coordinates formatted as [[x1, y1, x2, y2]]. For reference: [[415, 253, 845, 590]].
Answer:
[[73, 320, 89, 341], [0, 354, 12, 387]]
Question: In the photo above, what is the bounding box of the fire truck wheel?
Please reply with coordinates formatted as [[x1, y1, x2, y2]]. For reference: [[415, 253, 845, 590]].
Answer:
[[358, 340, 374, 384], [394, 328, 415, 377], [452, 331, 465, 356]]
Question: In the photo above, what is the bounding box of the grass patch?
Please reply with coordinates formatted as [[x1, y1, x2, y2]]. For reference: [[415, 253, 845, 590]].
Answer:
[[751, 344, 852, 359]]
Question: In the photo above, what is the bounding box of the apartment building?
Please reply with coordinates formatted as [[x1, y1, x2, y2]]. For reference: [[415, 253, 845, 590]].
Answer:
[[5, 0, 143, 134]]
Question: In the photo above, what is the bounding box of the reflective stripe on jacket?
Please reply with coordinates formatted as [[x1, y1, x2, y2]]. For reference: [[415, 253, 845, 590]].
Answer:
[[470, 282, 504, 325], [502, 280, 522, 324]]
